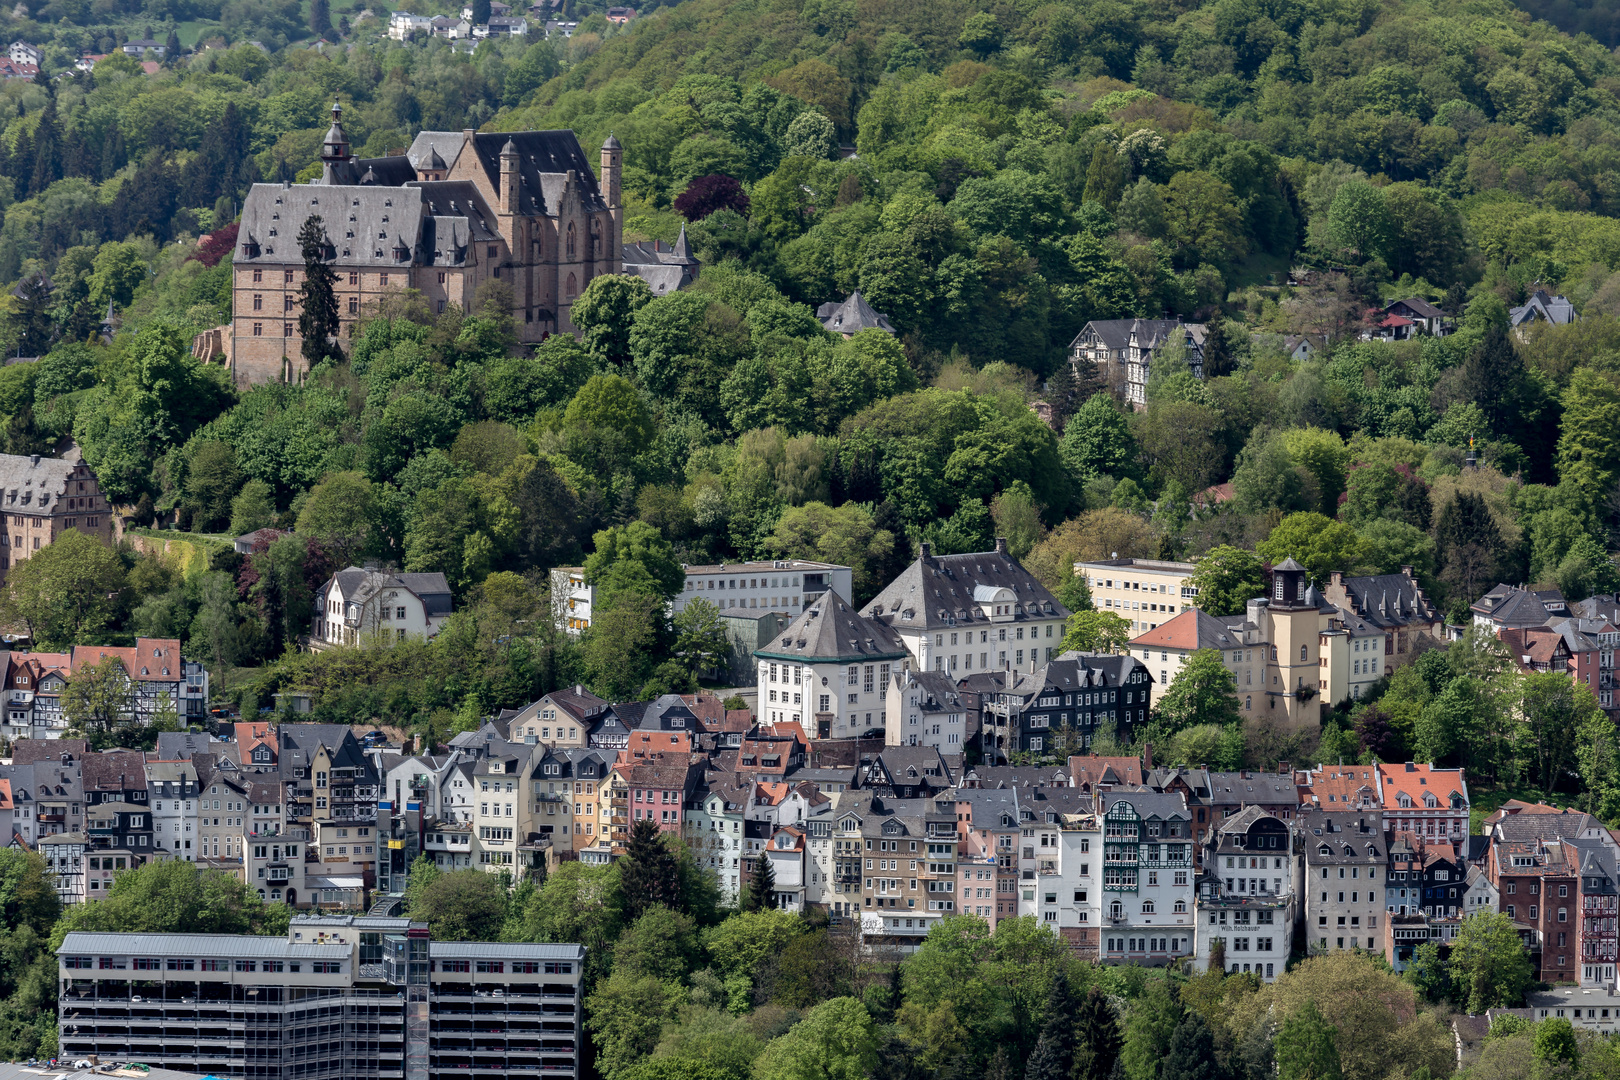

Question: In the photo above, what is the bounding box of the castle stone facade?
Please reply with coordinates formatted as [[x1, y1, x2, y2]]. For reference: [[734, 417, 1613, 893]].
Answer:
[[225, 104, 623, 387]]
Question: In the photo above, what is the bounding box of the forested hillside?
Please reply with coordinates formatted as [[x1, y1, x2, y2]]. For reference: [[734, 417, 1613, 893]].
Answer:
[[0, 0, 1618, 782]]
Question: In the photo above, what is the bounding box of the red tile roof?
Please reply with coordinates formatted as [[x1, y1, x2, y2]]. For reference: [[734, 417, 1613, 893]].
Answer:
[[1067, 754, 1145, 788]]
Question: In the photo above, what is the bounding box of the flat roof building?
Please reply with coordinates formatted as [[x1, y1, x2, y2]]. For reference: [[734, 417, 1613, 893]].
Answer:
[[57, 916, 585, 1080]]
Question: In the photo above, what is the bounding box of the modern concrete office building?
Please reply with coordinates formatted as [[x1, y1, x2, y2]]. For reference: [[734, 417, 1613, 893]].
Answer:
[[56, 914, 584, 1080]]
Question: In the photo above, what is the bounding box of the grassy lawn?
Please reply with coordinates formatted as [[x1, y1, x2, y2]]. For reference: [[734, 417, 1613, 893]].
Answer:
[[176, 20, 226, 47]]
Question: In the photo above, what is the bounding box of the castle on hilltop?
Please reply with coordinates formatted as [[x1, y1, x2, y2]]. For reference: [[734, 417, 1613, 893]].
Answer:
[[205, 105, 659, 387]]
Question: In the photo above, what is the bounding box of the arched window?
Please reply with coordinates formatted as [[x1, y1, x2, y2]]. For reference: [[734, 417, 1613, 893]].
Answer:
[[1173, 899, 1186, 913], [591, 218, 602, 257], [566, 273, 578, 299], [1300, 644, 1307, 661], [566, 222, 576, 258], [1110, 900, 1122, 919], [1141, 899, 1155, 914]]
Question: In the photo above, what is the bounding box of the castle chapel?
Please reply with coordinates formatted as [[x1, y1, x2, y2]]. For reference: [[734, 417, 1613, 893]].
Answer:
[[224, 104, 626, 386]]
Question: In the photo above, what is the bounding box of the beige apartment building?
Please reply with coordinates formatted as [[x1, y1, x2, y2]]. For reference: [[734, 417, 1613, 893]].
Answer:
[[1074, 557, 1198, 633]]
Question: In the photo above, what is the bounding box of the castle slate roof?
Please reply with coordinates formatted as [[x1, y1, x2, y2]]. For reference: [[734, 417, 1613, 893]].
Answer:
[[238, 182, 497, 270], [861, 544, 1069, 634], [754, 589, 908, 665], [0, 452, 80, 510], [460, 129, 608, 217]]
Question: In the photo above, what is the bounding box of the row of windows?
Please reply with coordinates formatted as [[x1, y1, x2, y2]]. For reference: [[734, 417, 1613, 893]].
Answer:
[[435, 960, 549, 973], [67, 956, 335, 973], [251, 270, 440, 287]]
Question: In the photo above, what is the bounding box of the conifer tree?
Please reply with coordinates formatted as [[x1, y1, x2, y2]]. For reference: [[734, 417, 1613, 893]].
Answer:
[[10, 125, 34, 200], [99, 124, 125, 182], [1161, 1013, 1224, 1080], [1072, 987, 1121, 1080], [741, 847, 775, 912], [1044, 362, 1081, 431], [298, 215, 342, 366], [1022, 1028, 1068, 1080], [618, 818, 681, 919], [1202, 318, 1235, 378], [30, 99, 60, 199]]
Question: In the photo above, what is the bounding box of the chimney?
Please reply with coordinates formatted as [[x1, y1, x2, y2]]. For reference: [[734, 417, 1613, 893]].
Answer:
[[1401, 565, 1414, 579], [919, 542, 933, 559], [994, 536, 1008, 555], [28, 454, 38, 467], [1142, 742, 1153, 770]]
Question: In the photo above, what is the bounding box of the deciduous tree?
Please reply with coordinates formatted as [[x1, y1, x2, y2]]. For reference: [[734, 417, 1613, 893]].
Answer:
[[1060, 610, 1132, 654], [411, 869, 507, 941], [1448, 910, 1533, 1014], [0, 529, 126, 648], [1188, 546, 1267, 617], [1274, 1000, 1342, 1080], [1150, 649, 1241, 736]]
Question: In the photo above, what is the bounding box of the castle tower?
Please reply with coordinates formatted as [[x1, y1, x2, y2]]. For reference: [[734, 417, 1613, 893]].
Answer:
[[319, 101, 351, 185], [600, 133, 622, 266], [499, 137, 520, 214]]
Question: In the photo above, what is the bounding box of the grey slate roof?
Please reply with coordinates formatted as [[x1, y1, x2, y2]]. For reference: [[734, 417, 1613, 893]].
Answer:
[[1573, 594, 1620, 625], [861, 545, 1069, 633], [1508, 289, 1577, 327], [755, 588, 908, 664], [1331, 572, 1437, 628], [1206, 770, 1297, 807], [154, 732, 222, 760], [407, 132, 466, 173], [1210, 802, 1277, 835], [238, 182, 497, 270], [1493, 809, 1603, 844], [441, 129, 607, 217], [865, 746, 954, 790], [816, 291, 895, 335], [895, 669, 966, 713], [0, 452, 77, 509], [1298, 809, 1383, 863], [326, 566, 452, 617], [955, 786, 1022, 829], [1069, 318, 1198, 352], [1473, 584, 1555, 629], [963, 765, 1071, 789], [1098, 788, 1189, 821], [623, 225, 698, 294], [1388, 296, 1445, 319], [625, 263, 689, 295]]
